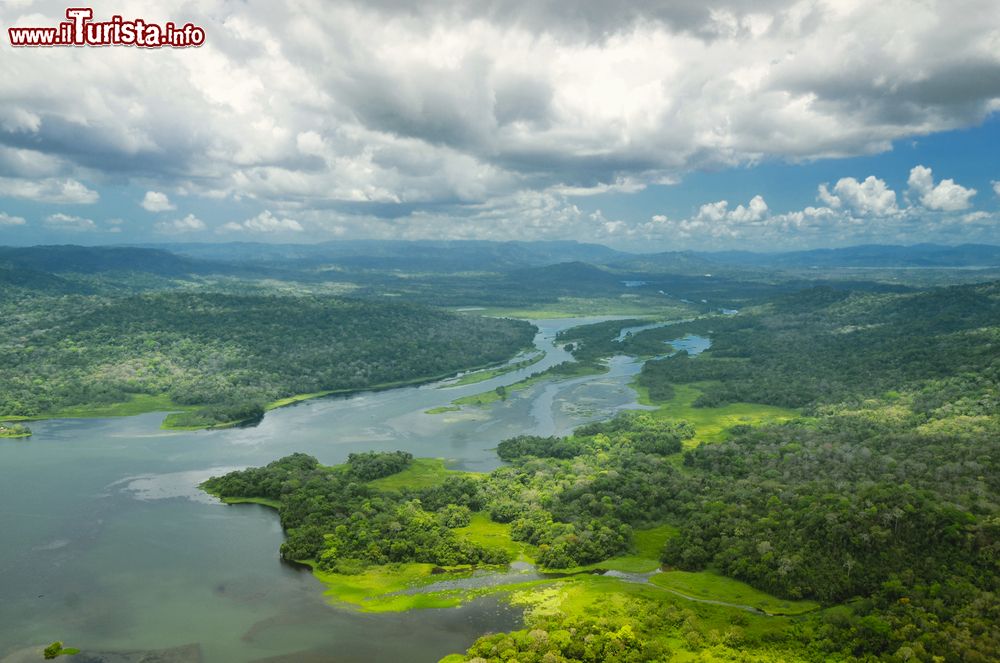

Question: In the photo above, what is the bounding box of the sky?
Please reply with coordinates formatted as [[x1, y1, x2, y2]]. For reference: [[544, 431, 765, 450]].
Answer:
[[1, 0, 998, 252]]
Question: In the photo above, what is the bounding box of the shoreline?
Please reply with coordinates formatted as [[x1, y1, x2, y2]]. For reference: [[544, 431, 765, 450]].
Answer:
[[1, 343, 541, 432]]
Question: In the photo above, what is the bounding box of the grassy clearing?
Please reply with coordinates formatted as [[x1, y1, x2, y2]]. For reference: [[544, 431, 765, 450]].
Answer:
[[634, 523, 679, 559], [500, 575, 810, 662], [634, 382, 797, 447], [454, 513, 537, 563], [650, 570, 820, 616], [555, 523, 678, 574], [368, 458, 476, 492]]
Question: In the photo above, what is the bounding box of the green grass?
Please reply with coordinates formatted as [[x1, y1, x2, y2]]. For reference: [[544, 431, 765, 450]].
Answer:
[[367, 458, 476, 492], [634, 523, 679, 559], [635, 382, 797, 447], [443, 353, 546, 387], [451, 361, 607, 408], [650, 570, 821, 616], [424, 405, 461, 414], [453, 513, 537, 563], [495, 575, 812, 662], [554, 523, 678, 573], [308, 561, 474, 612]]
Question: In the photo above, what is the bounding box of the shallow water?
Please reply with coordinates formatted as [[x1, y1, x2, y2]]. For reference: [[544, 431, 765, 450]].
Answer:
[[1, 317, 683, 662]]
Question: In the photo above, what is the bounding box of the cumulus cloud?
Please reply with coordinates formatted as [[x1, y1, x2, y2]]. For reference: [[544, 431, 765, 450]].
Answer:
[[0, 177, 98, 204], [0, 212, 26, 226], [44, 213, 96, 231], [907, 165, 976, 211], [222, 210, 303, 233], [693, 195, 769, 225], [1, 0, 998, 240], [141, 191, 176, 212], [817, 176, 898, 216], [154, 214, 206, 234]]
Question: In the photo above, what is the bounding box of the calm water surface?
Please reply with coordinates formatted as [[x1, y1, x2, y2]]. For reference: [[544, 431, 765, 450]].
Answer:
[[0, 318, 705, 662]]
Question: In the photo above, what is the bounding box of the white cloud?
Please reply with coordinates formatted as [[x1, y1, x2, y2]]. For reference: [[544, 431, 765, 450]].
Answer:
[[155, 214, 206, 234], [959, 211, 990, 224], [141, 191, 176, 212], [44, 213, 96, 231], [0, 177, 98, 204], [694, 195, 769, 225], [223, 210, 303, 233], [0, 0, 998, 238], [817, 176, 898, 216], [729, 195, 769, 223], [0, 212, 26, 226], [907, 165, 976, 211]]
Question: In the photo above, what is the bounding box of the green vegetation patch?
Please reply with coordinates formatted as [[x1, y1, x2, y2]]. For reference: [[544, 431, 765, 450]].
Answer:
[[451, 360, 607, 408], [424, 405, 461, 414], [43, 641, 80, 659], [635, 381, 796, 447], [367, 458, 473, 492], [1, 291, 535, 427], [0, 422, 32, 438], [443, 352, 546, 387], [218, 496, 283, 509], [449, 575, 811, 663], [650, 570, 821, 616], [453, 513, 537, 563], [309, 561, 474, 612]]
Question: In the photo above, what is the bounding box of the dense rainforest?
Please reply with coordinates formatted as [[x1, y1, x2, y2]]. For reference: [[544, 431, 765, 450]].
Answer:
[[205, 278, 999, 662], [0, 290, 535, 422]]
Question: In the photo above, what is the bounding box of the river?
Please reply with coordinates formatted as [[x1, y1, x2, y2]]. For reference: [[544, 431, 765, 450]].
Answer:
[[0, 318, 702, 662]]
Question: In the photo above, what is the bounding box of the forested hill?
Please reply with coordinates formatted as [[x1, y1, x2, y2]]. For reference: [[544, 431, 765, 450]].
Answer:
[[638, 280, 1000, 409], [0, 292, 535, 423]]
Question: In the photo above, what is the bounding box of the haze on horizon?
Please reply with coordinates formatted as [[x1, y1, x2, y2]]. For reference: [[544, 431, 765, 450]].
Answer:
[[1, 0, 999, 251]]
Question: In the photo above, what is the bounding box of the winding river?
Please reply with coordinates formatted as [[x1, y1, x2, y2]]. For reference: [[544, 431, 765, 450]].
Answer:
[[0, 318, 703, 662]]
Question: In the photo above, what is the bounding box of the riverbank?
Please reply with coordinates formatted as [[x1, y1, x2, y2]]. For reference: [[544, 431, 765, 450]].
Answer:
[[0, 346, 542, 433]]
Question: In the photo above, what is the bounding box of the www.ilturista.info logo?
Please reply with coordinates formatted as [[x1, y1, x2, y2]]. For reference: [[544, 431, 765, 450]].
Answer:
[[8, 8, 205, 48]]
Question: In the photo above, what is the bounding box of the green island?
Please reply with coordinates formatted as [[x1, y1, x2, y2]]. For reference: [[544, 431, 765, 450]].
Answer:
[[441, 352, 547, 388], [203, 280, 999, 662], [0, 422, 32, 438], [43, 641, 80, 659]]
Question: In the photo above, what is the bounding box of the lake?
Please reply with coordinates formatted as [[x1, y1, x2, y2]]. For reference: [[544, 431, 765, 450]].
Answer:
[[0, 318, 704, 662]]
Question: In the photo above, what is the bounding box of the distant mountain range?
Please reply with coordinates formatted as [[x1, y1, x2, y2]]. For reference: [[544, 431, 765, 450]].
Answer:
[[144, 239, 631, 272], [694, 244, 1000, 268], [1, 242, 997, 285]]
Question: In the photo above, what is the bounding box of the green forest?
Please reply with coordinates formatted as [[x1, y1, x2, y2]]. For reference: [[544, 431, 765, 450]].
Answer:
[[204, 278, 999, 663], [0, 290, 534, 427]]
